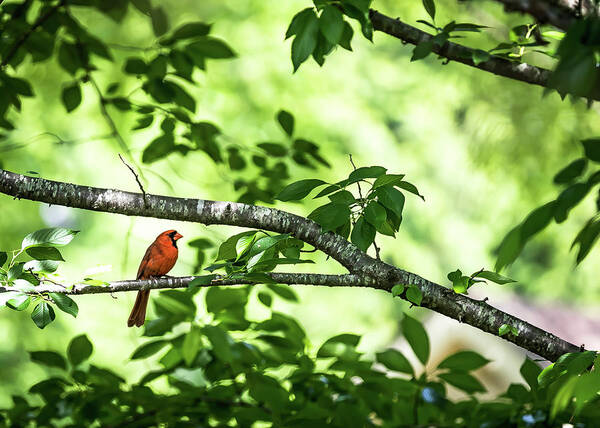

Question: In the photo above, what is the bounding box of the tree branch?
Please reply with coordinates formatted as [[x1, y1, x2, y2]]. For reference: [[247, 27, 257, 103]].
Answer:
[[0, 168, 583, 361], [493, 0, 595, 32], [368, 10, 581, 99], [0, 273, 375, 295]]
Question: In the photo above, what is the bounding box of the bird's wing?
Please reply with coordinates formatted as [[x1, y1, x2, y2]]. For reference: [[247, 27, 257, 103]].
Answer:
[[136, 244, 158, 279]]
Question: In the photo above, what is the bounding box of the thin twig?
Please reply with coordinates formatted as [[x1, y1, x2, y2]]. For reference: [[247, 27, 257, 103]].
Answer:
[[349, 154, 381, 260], [119, 154, 148, 208]]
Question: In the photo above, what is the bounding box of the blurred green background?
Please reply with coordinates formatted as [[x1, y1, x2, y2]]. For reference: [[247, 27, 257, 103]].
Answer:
[[1, 0, 599, 406]]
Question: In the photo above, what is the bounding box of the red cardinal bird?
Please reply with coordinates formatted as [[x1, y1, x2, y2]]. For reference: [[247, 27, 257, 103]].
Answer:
[[127, 229, 183, 327]]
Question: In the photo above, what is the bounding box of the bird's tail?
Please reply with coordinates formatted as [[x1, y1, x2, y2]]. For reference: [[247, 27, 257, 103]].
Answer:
[[127, 290, 150, 327]]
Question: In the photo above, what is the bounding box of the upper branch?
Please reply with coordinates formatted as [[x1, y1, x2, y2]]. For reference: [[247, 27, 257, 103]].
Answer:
[[0, 168, 583, 361], [368, 10, 578, 99], [493, 0, 595, 32]]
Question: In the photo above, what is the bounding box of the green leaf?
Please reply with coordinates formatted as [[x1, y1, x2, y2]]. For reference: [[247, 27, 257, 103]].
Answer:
[[276, 179, 327, 201], [5, 292, 31, 311], [291, 9, 319, 71], [170, 22, 211, 40], [22, 228, 79, 249], [31, 302, 55, 329], [235, 233, 257, 259], [202, 325, 233, 362], [131, 340, 168, 360], [422, 0, 436, 21], [317, 333, 361, 357], [67, 335, 93, 366], [257, 142, 288, 157], [308, 203, 352, 232], [395, 180, 424, 201], [520, 358, 541, 391], [61, 83, 82, 112], [372, 174, 406, 189], [339, 21, 354, 50], [376, 186, 405, 218], [170, 81, 196, 112], [217, 231, 257, 260], [250, 257, 314, 272], [401, 314, 429, 365], [319, 5, 344, 45], [0, 251, 6, 268], [151, 7, 169, 37], [142, 134, 175, 163], [574, 371, 600, 413], [29, 351, 66, 370], [473, 270, 516, 285], [554, 158, 587, 184], [581, 138, 600, 162], [438, 372, 485, 394], [391, 284, 405, 297], [438, 351, 490, 372], [206, 287, 248, 313], [494, 226, 522, 273], [471, 49, 490, 65], [124, 57, 148, 74], [132, 115, 154, 131], [286, 8, 314, 39], [498, 324, 511, 336], [182, 326, 202, 366], [376, 349, 414, 375], [49, 293, 78, 317], [350, 217, 375, 251], [572, 217, 600, 264], [364, 201, 387, 228], [406, 285, 423, 306], [266, 283, 298, 301], [554, 183, 590, 223], [411, 41, 433, 61], [187, 37, 236, 59], [277, 109, 294, 137], [247, 372, 289, 409], [25, 247, 64, 261], [348, 166, 386, 183], [258, 291, 272, 307]]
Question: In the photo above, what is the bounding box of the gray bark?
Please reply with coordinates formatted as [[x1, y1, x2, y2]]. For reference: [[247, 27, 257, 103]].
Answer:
[[0, 169, 583, 361]]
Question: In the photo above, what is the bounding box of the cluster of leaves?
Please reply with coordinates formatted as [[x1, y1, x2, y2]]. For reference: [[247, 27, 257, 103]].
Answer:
[[0, 228, 80, 329], [286, 0, 373, 71], [0, 0, 171, 130], [202, 230, 312, 278], [412, 0, 566, 67], [276, 165, 423, 252], [446, 268, 515, 294], [121, 20, 237, 164], [224, 110, 331, 205], [490, 23, 560, 62], [495, 138, 600, 270], [548, 18, 600, 100], [3, 285, 600, 426], [412, 0, 489, 64]]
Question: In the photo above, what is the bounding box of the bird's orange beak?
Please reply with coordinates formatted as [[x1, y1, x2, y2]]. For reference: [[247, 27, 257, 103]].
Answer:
[[174, 232, 183, 240]]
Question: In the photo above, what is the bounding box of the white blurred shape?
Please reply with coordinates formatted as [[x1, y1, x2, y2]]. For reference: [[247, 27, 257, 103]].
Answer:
[[40, 204, 77, 227]]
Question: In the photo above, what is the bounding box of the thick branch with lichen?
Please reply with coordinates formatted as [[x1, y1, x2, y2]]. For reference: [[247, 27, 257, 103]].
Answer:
[[367, 10, 582, 99], [0, 168, 583, 361]]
